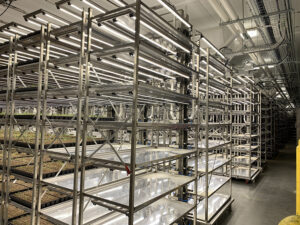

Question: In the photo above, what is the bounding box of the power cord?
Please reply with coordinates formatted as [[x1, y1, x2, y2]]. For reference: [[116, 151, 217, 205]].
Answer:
[[0, 0, 13, 17]]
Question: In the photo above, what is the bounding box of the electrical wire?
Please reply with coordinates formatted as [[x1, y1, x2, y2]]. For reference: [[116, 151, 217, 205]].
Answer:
[[0, 0, 13, 17]]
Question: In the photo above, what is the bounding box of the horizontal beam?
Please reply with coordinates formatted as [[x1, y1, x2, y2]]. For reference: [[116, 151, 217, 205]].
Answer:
[[220, 9, 292, 26]]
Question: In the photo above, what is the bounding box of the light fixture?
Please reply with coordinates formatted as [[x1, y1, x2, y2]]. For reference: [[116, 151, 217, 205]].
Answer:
[[112, 0, 126, 7], [59, 8, 82, 20], [9, 28, 27, 36], [247, 29, 258, 38], [232, 77, 241, 84], [93, 66, 133, 80], [139, 56, 189, 79], [36, 17, 60, 28], [70, 65, 125, 83], [91, 36, 114, 47], [245, 87, 254, 94], [237, 76, 247, 83], [3, 31, 15, 36], [117, 57, 175, 79], [82, 0, 105, 13], [137, 18, 190, 53], [232, 89, 240, 94], [59, 38, 81, 48], [69, 36, 103, 50], [45, 13, 69, 25], [17, 54, 33, 60], [201, 37, 226, 60], [101, 58, 163, 81], [71, 4, 83, 12], [244, 76, 254, 84], [100, 25, 133, 42], [16, 51, 38, 58], [238, 88, 247, 94], [51, 45, 77, 54], [115, 20, 176, 54], [201, 60, 223, 76], [16, 25, 34, 33], [156, 0, 191, 28], [27, 19, 41, 27], [0, 37, 8, 42]]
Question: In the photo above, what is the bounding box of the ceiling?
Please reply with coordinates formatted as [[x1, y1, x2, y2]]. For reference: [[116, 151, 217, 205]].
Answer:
[[0, 0, 299, 108]]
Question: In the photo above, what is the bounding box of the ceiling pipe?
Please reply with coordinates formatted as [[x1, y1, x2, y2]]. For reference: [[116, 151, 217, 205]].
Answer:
[[212, 0, 291, 105]]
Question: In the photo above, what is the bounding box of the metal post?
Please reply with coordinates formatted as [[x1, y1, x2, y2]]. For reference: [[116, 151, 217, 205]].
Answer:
[[129, 0, 141, 224], [1, 36, 13, 225], [204, 48, 210, 222], [249, 87, 252, 180], [258, 90, 262, 167], [230, 73, 233, 196], [193, 47, 200, 225], [72, 11, 87, 225], [36, 23, 51, 225], [79, 8, 92, 225], [31, 25, 45, 225]]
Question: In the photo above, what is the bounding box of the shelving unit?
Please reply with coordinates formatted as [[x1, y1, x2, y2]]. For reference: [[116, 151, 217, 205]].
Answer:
[[231, 78, 261, 182], [0, 1, 238, 225], [261, 95, 273, 162], [186, 47, 233, 224]]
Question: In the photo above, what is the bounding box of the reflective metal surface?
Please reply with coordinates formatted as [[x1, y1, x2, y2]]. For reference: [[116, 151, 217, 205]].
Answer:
[[232, 166, 259, 178], [42, 198, 111, 225], [189, 193, 230, 221], [188, 154, 230, 173], [98, 147, 195, 166], [188, 175, 230, 196], [233, 156, 258, 164], [47, 143, 147, 156], [93, 198, 194, 225], [44, 168, 128, 191], [87, 172, 194, 208]]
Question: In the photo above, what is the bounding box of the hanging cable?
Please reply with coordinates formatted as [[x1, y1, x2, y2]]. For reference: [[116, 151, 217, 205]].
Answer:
[[0, 0, 13, 17]]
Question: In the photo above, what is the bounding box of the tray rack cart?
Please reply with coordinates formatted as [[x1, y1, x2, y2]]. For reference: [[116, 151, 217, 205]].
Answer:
[[231, 78, 262, 182], [0, 1, 211, 225]]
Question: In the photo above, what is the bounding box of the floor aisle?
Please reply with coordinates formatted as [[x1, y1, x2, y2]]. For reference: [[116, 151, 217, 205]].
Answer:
[[222, 141, 296, 225]]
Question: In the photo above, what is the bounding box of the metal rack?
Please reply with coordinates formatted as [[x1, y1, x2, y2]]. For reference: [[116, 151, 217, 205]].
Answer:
[[0, 1, 236, 225], [231, 78, 262, 182], [261, 95, 274, 162], [185, 47, 233, 224]]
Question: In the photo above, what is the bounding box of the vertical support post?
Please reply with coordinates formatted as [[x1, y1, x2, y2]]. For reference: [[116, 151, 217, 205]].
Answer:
[[36, 23, 51, 225], [258, 90, 262, 167], [297, 139, 300, 215], [193, 47, 200, 225], [229, 73, 233, 197], [129, 0, 141, 224], [204, 48, 210, 222], [72, 11, 86, 225], [79, 8, 92, 225], [248, 86, 252, 180], [1, 36, 13, 225], [31, 25, 45, 225]]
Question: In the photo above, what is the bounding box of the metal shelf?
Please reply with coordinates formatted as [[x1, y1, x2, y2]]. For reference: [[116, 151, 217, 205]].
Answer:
[[84, 172, 195, 212], [188, 154, 231, 174], [189, 193, 232, 222], [43, 197, 194, 225], [188, 175, 230, 197]]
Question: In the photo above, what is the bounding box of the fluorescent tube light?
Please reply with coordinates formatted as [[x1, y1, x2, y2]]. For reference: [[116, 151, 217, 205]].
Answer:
[[59, 8, 81, 20], [201, 37, 226, 60], [139, 56, 189, 79], [157, 0, 191, 28], [82, 0, 105, 13], [45, 13, 69, 25]]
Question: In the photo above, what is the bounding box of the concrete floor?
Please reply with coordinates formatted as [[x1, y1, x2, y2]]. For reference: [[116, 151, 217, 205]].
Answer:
[[222, 141, 296, 225]]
